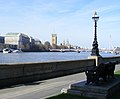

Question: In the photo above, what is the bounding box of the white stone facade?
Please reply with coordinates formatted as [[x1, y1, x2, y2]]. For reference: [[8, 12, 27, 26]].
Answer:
[[5, 33, 30, 50]]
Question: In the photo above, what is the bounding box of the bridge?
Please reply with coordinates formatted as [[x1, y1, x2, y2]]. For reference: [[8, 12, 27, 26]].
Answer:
[[49, 48, 82, 53]]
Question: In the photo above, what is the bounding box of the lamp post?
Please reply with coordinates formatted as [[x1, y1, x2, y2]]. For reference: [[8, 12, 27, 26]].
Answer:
[[91, 11, 100, 56]]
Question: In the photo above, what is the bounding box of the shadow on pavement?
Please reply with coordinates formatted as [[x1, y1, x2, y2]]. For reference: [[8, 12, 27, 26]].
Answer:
[[0, 81, 45, 89]]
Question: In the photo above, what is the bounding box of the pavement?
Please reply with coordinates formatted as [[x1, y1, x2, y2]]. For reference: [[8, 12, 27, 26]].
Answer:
[[0, 72, 86, 99], [115, 64, 120, 71]]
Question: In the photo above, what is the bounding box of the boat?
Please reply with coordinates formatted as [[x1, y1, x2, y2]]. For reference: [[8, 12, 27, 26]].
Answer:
[[2, 48, 12, 53], [2, 48, 22, 53], [77, 50, 80, 53], [12, 48, 22, 53]]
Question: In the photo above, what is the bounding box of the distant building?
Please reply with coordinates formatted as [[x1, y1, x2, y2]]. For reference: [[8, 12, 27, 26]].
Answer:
[[0, 36, 5, 51], [0, 36, 4, 44], [29, 36, 35, 48], [34, 39, 45, 51], [52, 34, 57, 46], [113, 47, 120, 54], [66, 40, 71, 49], [5, 33, 30, 50], [34, 39, 42, 45], [63, 40, 65, 46]]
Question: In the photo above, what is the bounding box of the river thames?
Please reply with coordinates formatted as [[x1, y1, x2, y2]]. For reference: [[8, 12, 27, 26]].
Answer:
[[0, 52, 119, 64]]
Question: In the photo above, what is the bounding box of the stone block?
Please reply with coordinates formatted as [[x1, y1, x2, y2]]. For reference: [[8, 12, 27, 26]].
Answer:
[[67, 78, 120, 99]]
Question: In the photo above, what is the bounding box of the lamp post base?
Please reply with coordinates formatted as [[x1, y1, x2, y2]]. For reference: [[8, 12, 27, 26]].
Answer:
[[88, 55, 102, 66]]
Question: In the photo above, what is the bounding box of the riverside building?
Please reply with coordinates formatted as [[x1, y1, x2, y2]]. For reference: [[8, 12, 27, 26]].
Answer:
[[0, 36, 4, 44], [5, 33, 31, 50], [0, 36, 5, 51]]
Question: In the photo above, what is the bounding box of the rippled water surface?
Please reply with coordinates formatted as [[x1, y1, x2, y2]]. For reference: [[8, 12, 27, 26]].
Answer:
[[0, 52, 119, 64]]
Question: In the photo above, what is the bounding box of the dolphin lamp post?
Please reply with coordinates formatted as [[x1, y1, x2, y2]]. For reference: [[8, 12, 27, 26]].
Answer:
[[91, 11, 100, 56]]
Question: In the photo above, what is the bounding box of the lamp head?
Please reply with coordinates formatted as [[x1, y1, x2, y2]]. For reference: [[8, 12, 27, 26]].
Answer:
[[92, 11, 99, 21]]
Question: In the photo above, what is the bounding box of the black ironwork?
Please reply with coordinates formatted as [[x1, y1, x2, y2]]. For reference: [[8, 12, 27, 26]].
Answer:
[[91, 12, 100, 56], [85, 61, 118, 85]]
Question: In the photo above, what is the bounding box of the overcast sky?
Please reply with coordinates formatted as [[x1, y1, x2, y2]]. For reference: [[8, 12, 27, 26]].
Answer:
[[0, 0, 120, 48]]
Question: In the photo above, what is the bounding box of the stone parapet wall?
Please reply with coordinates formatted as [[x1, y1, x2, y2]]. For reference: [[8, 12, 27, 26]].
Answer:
[[103, 56, 120, 63], [0, 59, 95, 87]]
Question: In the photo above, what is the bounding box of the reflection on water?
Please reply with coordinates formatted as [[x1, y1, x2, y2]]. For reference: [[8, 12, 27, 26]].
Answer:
[[0, 52, 119, 64]]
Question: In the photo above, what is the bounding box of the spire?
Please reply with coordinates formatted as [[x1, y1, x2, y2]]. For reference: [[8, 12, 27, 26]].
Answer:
[[94, 11, 97, 17]]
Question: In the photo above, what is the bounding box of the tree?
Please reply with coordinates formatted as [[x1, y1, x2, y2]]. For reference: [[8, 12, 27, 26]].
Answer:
[[44, 41, 51, 51]]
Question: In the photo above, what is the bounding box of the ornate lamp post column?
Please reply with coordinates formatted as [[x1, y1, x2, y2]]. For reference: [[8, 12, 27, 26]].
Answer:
[[91, 11, 100, 56]]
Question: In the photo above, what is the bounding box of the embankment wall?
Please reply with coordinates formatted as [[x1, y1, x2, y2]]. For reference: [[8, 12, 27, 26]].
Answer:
[[0, 59, 95, 87]]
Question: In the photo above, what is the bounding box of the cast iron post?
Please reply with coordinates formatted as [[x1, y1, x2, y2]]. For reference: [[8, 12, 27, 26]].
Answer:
[[91, 11, 100, 56]]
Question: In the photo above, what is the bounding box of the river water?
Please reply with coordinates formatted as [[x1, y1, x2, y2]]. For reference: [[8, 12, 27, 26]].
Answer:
[[0, 52, 119, 64]]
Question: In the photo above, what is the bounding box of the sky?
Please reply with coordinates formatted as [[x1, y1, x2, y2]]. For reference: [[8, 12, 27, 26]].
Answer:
[[0, 0, 120, 49]]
